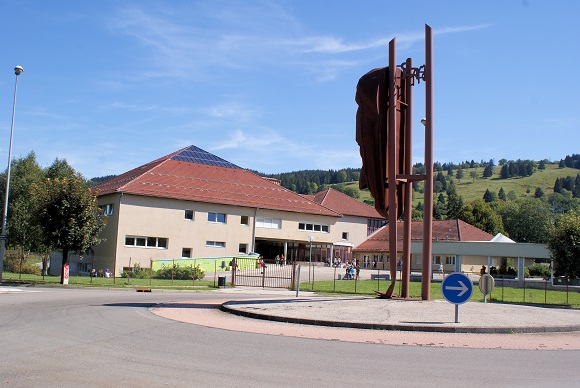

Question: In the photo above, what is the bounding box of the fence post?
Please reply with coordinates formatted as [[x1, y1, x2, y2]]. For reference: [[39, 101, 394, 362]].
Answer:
[[232, 258, 236, 287], [262, 260, 266, 289], [333, 266, 336, 292], [149, 259, 152, 286]]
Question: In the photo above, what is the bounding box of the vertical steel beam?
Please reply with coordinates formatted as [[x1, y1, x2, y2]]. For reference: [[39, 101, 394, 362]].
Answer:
[[421, 24, 434, 300], [387, 39, 398, 294], [402, 57, 413, 298]]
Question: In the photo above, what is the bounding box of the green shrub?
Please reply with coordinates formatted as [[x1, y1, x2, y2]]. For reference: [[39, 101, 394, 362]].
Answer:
[[120, 263, 151, 279], [153, 265, 205, 280], [496, 266, 517, 277], [3, 250, 41, 275], [525, 263, 551, 278]]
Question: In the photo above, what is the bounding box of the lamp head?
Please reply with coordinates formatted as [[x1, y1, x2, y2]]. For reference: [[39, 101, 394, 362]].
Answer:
[[420, 118, 427, 126], [14, 66, 23, 76]]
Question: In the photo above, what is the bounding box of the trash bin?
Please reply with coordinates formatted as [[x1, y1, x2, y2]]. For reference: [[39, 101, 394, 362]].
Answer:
[[218, 276, 226, 288], [337, 274, 342, 280]]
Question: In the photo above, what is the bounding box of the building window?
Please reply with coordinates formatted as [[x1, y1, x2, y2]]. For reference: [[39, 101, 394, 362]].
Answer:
[[445, 256, 455, 265], [298, 222, 329, 233], [208, 212, 226, 223], [184, 210, 194, 220], [239, 243, 248, 254], [125, 235, 168, 249], [433, 256, 441, 264], [256, 217, 281, 229], [99, 204, 114, 216], [342, 232, 349, 240], [367, 219, 387, 235], [206, 241, 226, 248], [182, 248, 192, 258], [240, 215, 249, 226]]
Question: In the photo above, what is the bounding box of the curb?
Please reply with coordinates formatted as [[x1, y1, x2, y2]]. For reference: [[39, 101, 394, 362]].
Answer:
[[220, 302, 580, 334]]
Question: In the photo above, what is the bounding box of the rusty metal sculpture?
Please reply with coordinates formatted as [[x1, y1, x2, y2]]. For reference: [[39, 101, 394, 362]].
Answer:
[[355, 25, 434, 300]]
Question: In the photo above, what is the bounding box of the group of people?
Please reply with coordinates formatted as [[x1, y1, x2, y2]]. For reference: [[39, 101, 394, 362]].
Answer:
[[342, 259, 360, 280], [90, 268, 111, 278]]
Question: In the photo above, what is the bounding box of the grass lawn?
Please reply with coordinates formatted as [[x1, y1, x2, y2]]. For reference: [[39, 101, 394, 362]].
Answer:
[[3, 271, 578, 308], [1, 272, 217, 290], [300, 279, 580, 308]]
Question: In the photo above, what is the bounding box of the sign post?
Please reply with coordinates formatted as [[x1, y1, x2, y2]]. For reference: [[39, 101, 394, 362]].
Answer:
[[479, 274, 495, 303], [441, 272, 473, 323], [63, 264, 69, 285]]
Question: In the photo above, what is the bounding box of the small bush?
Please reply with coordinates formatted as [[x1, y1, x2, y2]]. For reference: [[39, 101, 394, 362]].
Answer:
[[525, 263, 551, 278], [154, 265, 205, 280], [3, 250, 41, 275], [120, 263, 151, 279], [496, 266, 517, 277]]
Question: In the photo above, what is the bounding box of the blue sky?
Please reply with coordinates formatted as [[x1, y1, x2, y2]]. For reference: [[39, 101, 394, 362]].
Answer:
[[0, 0, 579, 179]]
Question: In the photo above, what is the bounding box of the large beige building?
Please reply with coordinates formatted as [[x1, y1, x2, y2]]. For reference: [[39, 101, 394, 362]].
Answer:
[[67, 145, 386, 276]]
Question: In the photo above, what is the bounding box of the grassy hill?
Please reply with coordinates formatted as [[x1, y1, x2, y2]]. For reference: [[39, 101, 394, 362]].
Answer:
[[332, 162, 579, 206]]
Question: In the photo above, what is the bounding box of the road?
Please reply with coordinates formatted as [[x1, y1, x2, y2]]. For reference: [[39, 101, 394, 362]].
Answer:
[[0, 286, 578, 387]]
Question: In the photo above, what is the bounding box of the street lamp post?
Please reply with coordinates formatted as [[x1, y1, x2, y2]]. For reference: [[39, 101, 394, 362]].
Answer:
[[308, 235, 313, 283], [0, 66, 24, 282]]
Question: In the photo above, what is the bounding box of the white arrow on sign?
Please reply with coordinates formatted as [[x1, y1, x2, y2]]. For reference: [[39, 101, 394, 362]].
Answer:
[[444, 281, 468, 297]]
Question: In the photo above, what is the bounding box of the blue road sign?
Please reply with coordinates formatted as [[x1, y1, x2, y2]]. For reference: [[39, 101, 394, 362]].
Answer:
[[441, 272, 473, 305]]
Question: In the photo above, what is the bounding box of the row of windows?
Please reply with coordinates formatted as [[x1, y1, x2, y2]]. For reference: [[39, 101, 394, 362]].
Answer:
[[125, 237, 249, 256], [434, 256, 456, 265], [298, 222, 330, 233], [185, 210, 247, 225], [256, 217, 281, 229], [125, 236, 168, 249]]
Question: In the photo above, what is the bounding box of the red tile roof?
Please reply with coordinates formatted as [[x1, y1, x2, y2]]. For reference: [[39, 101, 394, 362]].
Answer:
[[308, 188, 385, 219], [354, 219, 494, 252], [93, 145, 340, 217]]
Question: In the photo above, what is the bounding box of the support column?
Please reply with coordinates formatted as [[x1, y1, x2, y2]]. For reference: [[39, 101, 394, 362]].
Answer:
[[401, 57, 413, 298], [421, 24, 434, 300], [517, 257, 525, 287]]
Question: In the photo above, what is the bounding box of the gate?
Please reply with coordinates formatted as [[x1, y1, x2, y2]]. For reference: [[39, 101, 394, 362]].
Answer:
[[231, 258, 296, 289]]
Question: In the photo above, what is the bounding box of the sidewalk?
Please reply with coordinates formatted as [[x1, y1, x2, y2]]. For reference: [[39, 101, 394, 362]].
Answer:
[[217, 290, 580, 334]]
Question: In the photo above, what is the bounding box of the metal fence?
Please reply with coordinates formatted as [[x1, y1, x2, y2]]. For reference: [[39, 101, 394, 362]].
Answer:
[[231, 258, 296, 289]]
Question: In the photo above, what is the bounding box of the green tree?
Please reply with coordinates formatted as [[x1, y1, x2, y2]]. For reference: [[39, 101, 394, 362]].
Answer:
[[483, 189, 497, 203], [498, 187, 506, 201], [538, 159, 546, 170], [446, 191, 464, 220], [458, 200, 505, 235], [547, 210, 580, 278], [469, 170, 478, 183], [30, 174, 107, 284], [455, 167, 464, 182], [534, 187, 544, 198], [0, 153, 46, 253], [498, 198, 551, 243], [45, 158, 76, 180], [507, 190, 518, 201], [482, 164, 494, 178]]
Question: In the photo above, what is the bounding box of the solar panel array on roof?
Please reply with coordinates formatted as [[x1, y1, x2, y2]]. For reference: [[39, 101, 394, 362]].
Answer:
[[171, 145, 241, 169]]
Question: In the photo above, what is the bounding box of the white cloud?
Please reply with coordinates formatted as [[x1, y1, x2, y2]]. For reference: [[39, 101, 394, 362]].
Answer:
[[210, 128, 286, 151]]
